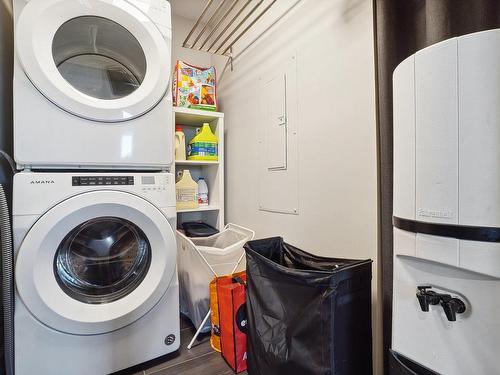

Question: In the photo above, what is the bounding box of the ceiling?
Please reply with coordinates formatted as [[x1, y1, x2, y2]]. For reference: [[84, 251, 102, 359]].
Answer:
[[169, 0, 207, 21]]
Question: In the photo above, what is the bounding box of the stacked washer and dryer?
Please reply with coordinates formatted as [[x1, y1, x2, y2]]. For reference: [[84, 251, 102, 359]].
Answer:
[[11, 1, 179, 374]]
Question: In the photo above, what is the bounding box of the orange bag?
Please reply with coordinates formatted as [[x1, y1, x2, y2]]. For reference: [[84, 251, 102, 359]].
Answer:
[[217, 272, 248, 373], [209, 277, 221, 352]]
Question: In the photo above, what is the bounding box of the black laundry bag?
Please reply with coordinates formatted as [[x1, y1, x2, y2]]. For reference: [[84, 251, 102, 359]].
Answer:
[[244, 237, 372, 375]]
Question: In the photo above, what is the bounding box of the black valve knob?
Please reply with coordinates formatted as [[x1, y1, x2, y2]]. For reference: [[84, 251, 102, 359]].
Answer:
[[440, 295, 466, 322], [416, 286, 441, 312], [417, 285, 432, 291]]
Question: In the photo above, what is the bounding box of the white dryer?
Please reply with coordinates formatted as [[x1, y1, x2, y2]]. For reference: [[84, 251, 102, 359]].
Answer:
[[13, 172, 179, 375], [13, 0, 173, 170]]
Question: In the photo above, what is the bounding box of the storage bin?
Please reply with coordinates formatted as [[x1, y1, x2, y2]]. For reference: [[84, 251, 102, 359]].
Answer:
[[177, 224, 254, 332], [244, 237, 373, 375]]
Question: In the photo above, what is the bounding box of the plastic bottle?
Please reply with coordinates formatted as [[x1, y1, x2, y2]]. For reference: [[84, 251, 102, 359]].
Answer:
[[197, 178, 209, 206], [175, 125, 186, 161], [176, 170, 198, 210], [187, 123, 218, 161]]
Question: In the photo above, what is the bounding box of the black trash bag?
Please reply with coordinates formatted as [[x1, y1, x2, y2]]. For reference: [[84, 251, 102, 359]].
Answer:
[[244, 237, 373, 375]]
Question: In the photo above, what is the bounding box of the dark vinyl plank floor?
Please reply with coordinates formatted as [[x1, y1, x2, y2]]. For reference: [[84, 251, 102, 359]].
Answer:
[[130, 316, 247, 375]]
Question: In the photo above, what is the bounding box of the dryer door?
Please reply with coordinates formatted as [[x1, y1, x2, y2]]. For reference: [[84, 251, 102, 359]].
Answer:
[[15, 0, 171, 122], [16, 191, 177, 335]]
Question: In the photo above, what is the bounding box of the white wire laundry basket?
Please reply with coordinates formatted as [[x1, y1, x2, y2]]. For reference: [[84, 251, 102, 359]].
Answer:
[[177, 223, 255, 348]]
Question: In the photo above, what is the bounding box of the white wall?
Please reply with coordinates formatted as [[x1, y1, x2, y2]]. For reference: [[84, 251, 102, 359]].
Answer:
[[171, 13, 212, 68], [216, 0, 381, 372], [171, 1, 381, 371]]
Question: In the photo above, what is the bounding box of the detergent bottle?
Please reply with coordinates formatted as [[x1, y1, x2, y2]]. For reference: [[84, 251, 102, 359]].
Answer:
[[175, 125, 186, 161], [197, 177, 209, 206], [176, 170, 198, 210], [187, 123, 218, 161]]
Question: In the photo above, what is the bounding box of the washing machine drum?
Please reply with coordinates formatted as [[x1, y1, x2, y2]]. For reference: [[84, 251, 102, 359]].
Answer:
[[16, 0, 171, 122], [16, 191, 176, 335], [53, 17, 148, 101], [54, 216, 152, 305]]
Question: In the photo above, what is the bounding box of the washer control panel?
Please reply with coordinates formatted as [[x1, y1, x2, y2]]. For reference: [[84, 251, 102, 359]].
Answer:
[[13, 173, 176, 216], [140, 175, 170, 192], [72, 176, 134, 186]]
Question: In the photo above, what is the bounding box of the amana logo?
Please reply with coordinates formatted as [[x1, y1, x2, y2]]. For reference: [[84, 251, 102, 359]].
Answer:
[[30, 180, 55, 185], [417, 208, 454, 219]]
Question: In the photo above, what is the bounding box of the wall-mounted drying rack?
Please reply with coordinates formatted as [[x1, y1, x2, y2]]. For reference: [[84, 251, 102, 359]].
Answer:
[[182, 0, 277, 58]]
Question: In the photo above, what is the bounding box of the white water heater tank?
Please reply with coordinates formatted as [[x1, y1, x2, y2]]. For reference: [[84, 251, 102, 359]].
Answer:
[[392, 29, 500, 374]]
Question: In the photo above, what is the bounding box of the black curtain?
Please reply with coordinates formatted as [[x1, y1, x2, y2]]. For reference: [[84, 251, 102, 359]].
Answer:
[[373, 1, 500, 373]]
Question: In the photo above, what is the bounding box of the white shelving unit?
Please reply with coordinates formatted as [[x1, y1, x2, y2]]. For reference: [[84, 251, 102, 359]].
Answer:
[[173, 107, 225, 230]]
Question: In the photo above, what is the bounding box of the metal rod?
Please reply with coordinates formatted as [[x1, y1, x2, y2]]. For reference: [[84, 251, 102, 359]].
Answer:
[[198, 0, 240, 51], [187, 310, 211, 350], [222, 0, 277, 55], [183, 0, 216, 48], [214, 0, 264, 54], [218, 0, 304, 82], [207, 0, 252, 52], [191, 0, 230, 49]]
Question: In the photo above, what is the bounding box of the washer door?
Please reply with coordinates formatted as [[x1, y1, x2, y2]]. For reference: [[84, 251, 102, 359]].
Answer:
[[16, 191, 176, 335], [16, 0, 171, 122]]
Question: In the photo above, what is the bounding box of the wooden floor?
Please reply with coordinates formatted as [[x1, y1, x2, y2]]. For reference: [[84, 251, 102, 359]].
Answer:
[[124, 316, 247, 375]]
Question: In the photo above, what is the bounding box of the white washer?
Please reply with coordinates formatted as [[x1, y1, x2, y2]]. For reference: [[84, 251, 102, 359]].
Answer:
[[13, 0, 173, 170], [13, 171, 179, 375]]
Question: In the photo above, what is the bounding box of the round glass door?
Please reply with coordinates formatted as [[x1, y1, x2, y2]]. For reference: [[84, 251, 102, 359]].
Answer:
[[54, 217, 151, 304], [16, 0, 171, 121], [52, 16, 147, 100]]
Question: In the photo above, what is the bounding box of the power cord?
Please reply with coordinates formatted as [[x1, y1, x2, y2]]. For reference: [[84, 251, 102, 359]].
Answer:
[[0, 151, 16, 174]]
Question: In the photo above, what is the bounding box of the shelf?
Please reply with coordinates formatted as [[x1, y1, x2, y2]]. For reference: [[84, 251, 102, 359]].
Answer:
[[174, 107, 224, 126], [177, 205, 220, 213], [173, 106, 224, 230], [175, 160, 219, 166]]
